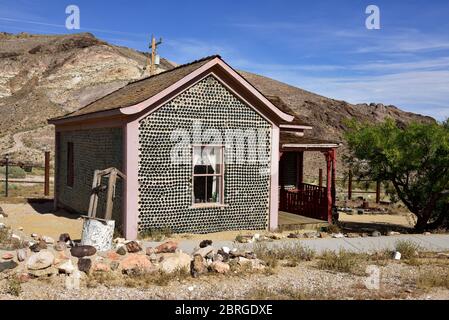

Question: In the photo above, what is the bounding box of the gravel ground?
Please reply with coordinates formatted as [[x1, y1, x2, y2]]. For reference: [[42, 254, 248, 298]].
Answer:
[[1, 260, 448, 300]]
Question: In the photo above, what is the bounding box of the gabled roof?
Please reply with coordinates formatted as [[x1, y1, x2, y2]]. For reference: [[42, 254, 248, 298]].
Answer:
[[49, 55, 310, 127], [51, 55, 219, 120]]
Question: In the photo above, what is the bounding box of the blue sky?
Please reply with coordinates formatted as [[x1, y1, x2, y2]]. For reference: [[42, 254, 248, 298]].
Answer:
[[1, 0, 449, 120]]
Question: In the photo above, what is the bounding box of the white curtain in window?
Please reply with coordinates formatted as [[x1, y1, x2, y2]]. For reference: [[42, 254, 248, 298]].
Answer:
[[204, 147, 218, 196]]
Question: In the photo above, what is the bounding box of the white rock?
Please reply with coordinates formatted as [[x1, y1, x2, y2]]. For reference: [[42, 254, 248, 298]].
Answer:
[[160, 252, 191, 273], [65, 270, 81, 290], [27, 250, 55, 270], [58, 260, 75, 274], [11, 234, 21, 241], [17, 249, 27, 262], [0, 223, 5, 229], [221, 246, 231, 254], [333, 233, 345, 238], [18, 226, 24, 231], [394, 252, 402, 260], [31, 233, 39, 238], [42, 236, 55, 244], [193, 245, 214, 257]]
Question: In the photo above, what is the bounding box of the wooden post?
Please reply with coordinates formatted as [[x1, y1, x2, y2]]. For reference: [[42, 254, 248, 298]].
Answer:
[[325, 152, 332, 224], [376, 180, 381, 204], [104, 170, 118, 221], [348, 170, 353, 200], [44, 151, 50, 196], [4, 154, 9, 198], [331, 149, 336, 207], [318, 168, 323, 188]]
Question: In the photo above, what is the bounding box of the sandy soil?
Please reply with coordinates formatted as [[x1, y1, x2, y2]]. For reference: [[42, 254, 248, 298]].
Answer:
[[0, 202, 83, 240], [339, 212, 415, 228]]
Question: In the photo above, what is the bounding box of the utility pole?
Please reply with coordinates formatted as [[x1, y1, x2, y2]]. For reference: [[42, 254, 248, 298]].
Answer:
[[149, 35, 162, 76], [4, 154, 9, 198]]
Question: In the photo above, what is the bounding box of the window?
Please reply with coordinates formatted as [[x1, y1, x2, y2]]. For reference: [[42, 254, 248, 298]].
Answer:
[[192, 146, 224, 205], [67, 142, 74, 187]]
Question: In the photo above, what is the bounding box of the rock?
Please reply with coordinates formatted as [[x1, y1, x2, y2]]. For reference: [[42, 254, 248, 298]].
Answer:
[[237, 257, 265, 270], [59, 233, 71, 242], [193, 245, 214, 258], [42, 236, 55, 244], [394, 252, 402, 260], [221, 246, 231, 254], [110, 261, 120, 271], [65, 270, 81, 290], [105, 251, 121, 261], [2, 252, 14, 260], [31, 233, 39, 238], [437, 253, 449, 259], [371, 231, 382, 237], [191, 255, 207, 277], [18, 227, 24, 231], [17, 272, 30, 283], [268, 233, 283, 240], [287, 233, 300, 239], [199, 240, 212, 248], [0, 260, 18, 272], [332, 233, 345, 238], [113, 237, 126, 245], [361, 233, 369, 238], [423, 232, 432, 236], [125, 241, 142, 253], [154, 241, 177, 253], [304, 232, 319, 238], [70, 245, 96, 258], [17, 249, 27, 262], [160, 252, 191, 273], [346, 233, 360, 238], [119, 254, 155, 274], [57, 260, 75, 274], [30, 239, 47, 252], [0, 222, 5, 229], [145, 247, 155, 255], [319, 232, 330, 238], [78, 258, 92, 273], [217, 250, 230, 262], [244, 251, 257, 259], [0, 207, 7, 217], [54, 241, 66, 251], [116, 246, 127, 255], [28, 267, 57, 278], [93, 262, 110, 272], [210, 261, 230, 274], [387, 231, 401, 236], [357, 209, 365, 215], [27, 250, 54, 270], [148, 253, 158, 263]]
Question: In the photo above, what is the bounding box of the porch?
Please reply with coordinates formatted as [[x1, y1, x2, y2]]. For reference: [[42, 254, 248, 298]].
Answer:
[[278, 133, 341, 225]]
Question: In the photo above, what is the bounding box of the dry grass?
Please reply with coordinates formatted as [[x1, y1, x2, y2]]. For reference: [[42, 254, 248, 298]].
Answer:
[[253, 242, 315, 269], [395, 240, 422, 259], [417, 270, 449, 290], [138, 227, 173, 241], [86, 267, 190, 288], [317, 250, 369, 275], [247, 286, 317, 300], [5, 274, 22, 297]]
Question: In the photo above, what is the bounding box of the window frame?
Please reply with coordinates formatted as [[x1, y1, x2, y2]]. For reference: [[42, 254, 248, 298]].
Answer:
[[191, 144, 225, 207], [67, 142, 74, 188]]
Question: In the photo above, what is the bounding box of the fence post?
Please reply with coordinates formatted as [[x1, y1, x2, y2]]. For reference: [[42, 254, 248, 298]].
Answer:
[[44, 151, 50, 196], [318, 169, 323, 188], [348, 170, 352, 200], [4, 154, 9, 197], [376, 180, 381, 204]]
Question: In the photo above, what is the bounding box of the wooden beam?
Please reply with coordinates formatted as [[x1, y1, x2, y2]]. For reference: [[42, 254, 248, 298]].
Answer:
[[44, 151, 50, 196], [319, 168, 323, 188], [348, 170, 353, 200]]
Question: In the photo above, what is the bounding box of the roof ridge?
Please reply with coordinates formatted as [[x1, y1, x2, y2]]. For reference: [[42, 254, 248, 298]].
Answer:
[[126, 54, 221, 86]]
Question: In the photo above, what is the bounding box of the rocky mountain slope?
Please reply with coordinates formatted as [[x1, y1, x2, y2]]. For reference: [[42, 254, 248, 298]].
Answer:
[[0, 32, 434, 168]]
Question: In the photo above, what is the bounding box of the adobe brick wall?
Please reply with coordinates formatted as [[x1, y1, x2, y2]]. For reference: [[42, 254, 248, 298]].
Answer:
[[56, 128, 123, 227]]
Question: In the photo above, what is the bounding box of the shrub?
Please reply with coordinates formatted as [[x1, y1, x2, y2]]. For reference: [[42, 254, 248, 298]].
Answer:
[[0, 166, 26, 179], [395, 240, 422, 259], [6, 275, 22, 297], [318, 250, 367, 274], [139, 227, 173, 241], [253, 242, 315, 268], [417, 270, 449, 289]]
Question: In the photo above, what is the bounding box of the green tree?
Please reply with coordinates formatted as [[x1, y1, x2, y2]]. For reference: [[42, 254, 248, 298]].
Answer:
[[344, 119, 449, 231]]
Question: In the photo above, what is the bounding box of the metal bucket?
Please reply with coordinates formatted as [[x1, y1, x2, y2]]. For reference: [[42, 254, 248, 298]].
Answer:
[[81, 217, 115, 252]]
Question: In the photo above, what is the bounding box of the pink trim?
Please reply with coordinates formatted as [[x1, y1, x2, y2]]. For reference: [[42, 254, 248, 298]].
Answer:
[[279, 124, 312, 130], [123, 120, 139, 240], [269, 125, 280, 231], [54, 117, 124, 132], [49, 109, 122, 125], [120, 58, 294, 123]]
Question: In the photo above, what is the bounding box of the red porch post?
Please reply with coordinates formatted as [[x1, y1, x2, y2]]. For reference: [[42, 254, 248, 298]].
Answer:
[[323, 149, 337, 224], [325, 151, 332, 224]]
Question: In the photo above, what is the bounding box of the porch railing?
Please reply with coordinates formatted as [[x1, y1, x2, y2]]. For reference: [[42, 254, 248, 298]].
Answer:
[[279, 183, 328, 221]]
